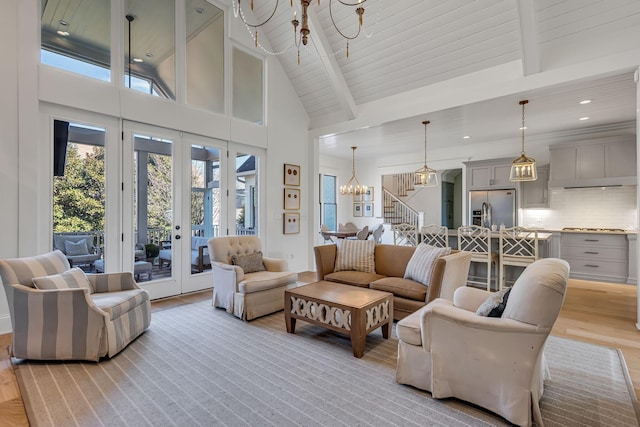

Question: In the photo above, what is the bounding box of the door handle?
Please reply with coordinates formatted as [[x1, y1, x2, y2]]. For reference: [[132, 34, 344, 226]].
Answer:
[[175, 235, 181, 240]]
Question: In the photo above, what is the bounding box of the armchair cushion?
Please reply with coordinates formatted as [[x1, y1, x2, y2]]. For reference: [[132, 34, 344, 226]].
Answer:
[[65, 239, 89, 256], [403, 243, 451, 286], [32, 267, 94, 293], [476, 287, 511, 317], [231, 251, 266, 274], [334, 239, 375, 273]]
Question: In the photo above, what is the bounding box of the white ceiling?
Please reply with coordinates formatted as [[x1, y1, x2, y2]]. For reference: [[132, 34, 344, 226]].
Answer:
[[239, 0, 640, 160]]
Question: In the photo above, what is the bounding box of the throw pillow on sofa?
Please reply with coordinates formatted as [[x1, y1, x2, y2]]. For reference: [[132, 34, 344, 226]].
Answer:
[[403, 243, 451, 286], [32, 267, 94, 293], [334, 239, 376, 273], [476, 287, 512, 317], [231, 252, 266, 274]]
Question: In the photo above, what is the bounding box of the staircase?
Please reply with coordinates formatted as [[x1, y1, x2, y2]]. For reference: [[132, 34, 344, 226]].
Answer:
[[382, 172, 422, 229]]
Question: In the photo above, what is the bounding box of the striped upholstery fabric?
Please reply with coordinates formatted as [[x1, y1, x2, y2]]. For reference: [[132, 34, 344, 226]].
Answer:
[[403, 243, 452, 286], [32, 267, 93, 293], [0, 250, 151, 361], [334, 239, 376, 273]]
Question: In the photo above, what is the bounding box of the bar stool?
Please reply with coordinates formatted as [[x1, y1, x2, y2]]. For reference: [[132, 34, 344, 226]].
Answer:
[[420, 224, 449, 248], [457, 225, 499, 291], [392, 223, 418, 246], [499, 226, 539, 289]]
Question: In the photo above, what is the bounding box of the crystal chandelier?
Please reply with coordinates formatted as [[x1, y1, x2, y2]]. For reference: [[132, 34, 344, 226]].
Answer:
[[509, 100, 537, 182], [340, 146, 367, 195], [414, 120, 438, 188], [232, 0, 369, 63]]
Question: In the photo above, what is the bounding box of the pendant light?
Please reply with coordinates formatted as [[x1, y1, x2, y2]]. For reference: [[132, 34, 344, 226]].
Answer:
[[414, 120, 438, 187], [509, 100, 537, 182], [340, 146, 367, 196]]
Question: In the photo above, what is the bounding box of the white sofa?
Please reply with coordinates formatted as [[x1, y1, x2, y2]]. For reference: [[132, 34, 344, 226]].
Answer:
[[208, 235, 298, 321], [158, 236, 211, 272], [395, 258, 570, 427], [0, 250, 151, 361]]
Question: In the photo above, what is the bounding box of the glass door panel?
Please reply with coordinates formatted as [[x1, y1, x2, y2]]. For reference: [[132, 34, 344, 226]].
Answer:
[[234, 151, 258, 236], [52, 121, 106, 273], [124, 122, 182, 299], [181, 135, 225, 293]]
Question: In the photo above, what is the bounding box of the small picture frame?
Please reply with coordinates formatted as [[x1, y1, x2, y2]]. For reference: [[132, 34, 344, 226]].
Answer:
[[363, 187, 374, 202], [353, 203, 363, 217], [284, 163, 300, 186], [283, 212, 300, 234], [363, 202, 373, 217], [284, 188, 300, 210]]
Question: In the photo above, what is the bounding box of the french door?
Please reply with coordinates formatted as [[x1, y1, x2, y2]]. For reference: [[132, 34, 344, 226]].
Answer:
[[123, 122, 227, 299]]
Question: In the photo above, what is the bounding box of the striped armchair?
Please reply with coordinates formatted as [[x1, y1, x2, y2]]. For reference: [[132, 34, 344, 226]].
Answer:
[[0, 250, 151, 361]]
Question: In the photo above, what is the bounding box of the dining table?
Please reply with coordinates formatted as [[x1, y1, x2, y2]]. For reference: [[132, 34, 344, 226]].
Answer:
[[321, 229, 372, 240]]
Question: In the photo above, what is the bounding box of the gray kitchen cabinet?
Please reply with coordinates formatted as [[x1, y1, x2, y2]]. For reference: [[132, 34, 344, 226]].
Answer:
[[560, 232, 628, 283], [521, 164, 549, 208], [465, 158, 514, 190], [549, 137, 636, 188]]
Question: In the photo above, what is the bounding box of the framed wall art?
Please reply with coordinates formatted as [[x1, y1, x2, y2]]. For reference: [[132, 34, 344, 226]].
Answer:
[[284, 188, 300, 210], [363, 202, 374, 217], [283, 212, 300, 234], [353, 203, 363, 217], [363, 187, 374, 202], [283, 163, 300, 186]]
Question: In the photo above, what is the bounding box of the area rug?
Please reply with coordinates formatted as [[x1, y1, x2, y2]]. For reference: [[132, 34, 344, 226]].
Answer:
[[14, 300, 640, 427]]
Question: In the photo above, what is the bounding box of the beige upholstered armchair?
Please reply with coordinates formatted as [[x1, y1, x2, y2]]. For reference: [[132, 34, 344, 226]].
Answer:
[[0, 250, 151, 361], [396, 258, 570, 427], [208, 235, 298, 321]]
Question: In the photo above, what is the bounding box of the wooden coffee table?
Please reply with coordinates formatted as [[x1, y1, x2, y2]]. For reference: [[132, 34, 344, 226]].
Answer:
[[284, 281, 393, 358]]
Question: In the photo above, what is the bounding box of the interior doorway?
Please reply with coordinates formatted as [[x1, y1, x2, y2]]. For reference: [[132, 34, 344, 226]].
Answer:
[[441, 169, 463, 229]]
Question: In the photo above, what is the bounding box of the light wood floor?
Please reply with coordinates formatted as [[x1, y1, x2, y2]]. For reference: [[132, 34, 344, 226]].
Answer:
[[0, 272, 638, 426]]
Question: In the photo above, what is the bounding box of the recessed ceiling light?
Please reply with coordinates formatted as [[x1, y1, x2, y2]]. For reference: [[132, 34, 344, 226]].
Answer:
[[133, 58, 143, 63], [579, 99, 592, 104], [579, 116, 590, 121], [195, 7, 205, 14], [145, 52, 153, 58], [463, 136, 470, 139], [59, 20, 69, 26], [56, 30, 70, 36]]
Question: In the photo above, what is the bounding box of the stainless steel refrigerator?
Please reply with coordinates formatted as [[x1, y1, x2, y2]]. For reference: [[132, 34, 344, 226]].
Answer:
[[469, 189, 516, 229]]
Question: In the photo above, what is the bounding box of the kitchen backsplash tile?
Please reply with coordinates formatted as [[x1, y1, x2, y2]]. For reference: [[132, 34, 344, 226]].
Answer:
[[521, 186, 637, 230]]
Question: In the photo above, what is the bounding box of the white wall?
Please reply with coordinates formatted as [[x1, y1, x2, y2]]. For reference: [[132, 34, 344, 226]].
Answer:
[[0, 2, 309, 334]]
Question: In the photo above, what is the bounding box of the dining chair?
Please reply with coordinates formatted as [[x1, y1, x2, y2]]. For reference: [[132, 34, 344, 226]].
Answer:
[[499, 226, 539, 289], [356, 225, 369, 240], [320, 224, 334, 244], [457, 225, 499, 291], [392, 223, 418, 246], [372, 224, 384, 243], [420, 224, 449, 248]]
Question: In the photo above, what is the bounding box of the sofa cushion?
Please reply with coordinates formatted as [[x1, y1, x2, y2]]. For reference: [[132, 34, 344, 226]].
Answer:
[[334, 239, 375, 273], [65, 239, 89, 256], [238, 271, 298, 294], [32, 267, 94, 293], [324, 271, 385, 288], [232, 252, 266, 274], [91, 289, 149, 320], [370, 277, 427, 301], [403, 243, 451, 286], [476, 287, 511, 317]]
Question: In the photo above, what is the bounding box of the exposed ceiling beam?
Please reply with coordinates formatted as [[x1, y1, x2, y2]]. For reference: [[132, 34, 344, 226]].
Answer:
[[516, 0, 541, 76], [306, 11, 358, 120], [310, 48, 640, 138]]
